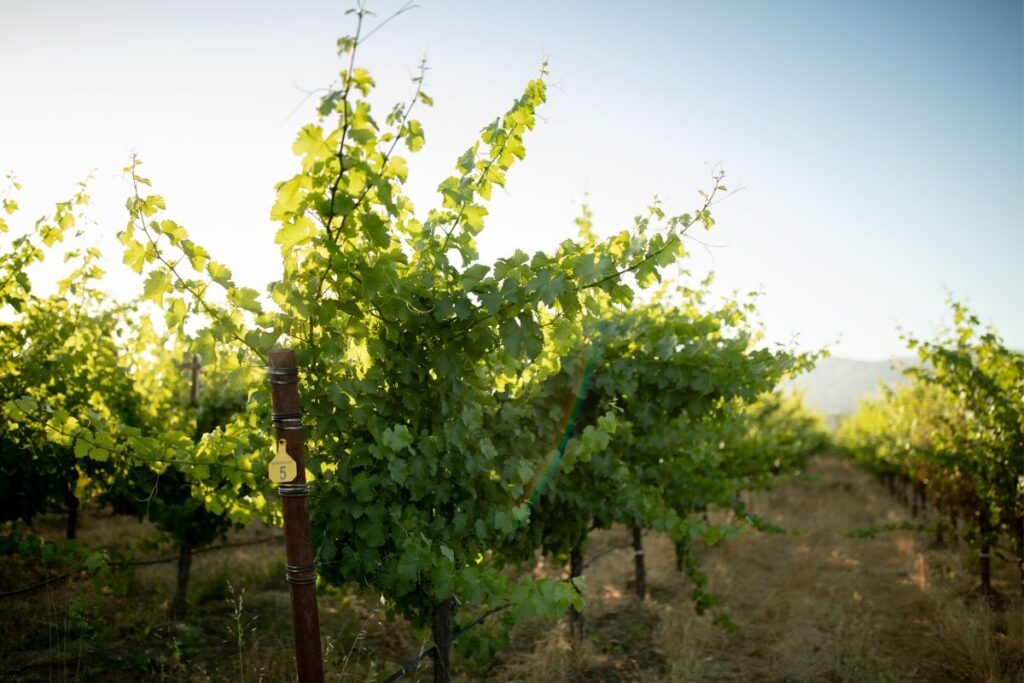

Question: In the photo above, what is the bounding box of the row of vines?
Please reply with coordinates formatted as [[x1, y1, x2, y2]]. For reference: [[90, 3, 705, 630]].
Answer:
[[837, 303, 1023, 598], [1, 11, 830, 681]]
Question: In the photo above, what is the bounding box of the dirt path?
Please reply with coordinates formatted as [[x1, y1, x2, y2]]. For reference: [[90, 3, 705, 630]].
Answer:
[[677, 457, 951, 682], [491, 457, 1022, 682]]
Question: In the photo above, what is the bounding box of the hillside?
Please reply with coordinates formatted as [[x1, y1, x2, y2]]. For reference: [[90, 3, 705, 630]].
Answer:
[[789, 356, 913, 419]]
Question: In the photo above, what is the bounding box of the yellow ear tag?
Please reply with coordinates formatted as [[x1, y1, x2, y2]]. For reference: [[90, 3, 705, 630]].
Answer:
[[270, 439, 298, 483]]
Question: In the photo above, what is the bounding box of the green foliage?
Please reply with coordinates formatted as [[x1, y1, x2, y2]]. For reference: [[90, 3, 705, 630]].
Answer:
[[102, 347, 254, 547], [837, 301, 1023, 552], [0, 188, 141, 529], [116, 18, 729, 630], [493, 276, 827, 623], [0, 11, 833, 667], [0, 176, 270, 565]]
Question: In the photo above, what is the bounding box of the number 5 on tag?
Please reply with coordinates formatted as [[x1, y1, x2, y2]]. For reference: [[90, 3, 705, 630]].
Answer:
[[270, 439, 298, 483]]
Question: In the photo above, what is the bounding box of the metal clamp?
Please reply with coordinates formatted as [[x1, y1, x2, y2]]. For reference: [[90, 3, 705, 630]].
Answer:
[[286, 574, 317, 586], [278, 483, 310, 498], [285, 561, 317, 586], [272, 411, 305, 430], [267, 366, 299, 385]]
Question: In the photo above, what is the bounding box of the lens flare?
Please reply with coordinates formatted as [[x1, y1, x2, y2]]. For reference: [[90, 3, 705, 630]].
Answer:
[[513, 344, 597, 527]]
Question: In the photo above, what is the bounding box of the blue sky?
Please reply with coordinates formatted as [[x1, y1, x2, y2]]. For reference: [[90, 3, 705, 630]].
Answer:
[[1, 0, 1021, 359]]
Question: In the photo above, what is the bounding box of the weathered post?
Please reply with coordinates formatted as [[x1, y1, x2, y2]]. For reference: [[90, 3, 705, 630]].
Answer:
[[1016, 529, 1024, 597], [267, 349, 324, 683], [63, 471, 79, 540], [632, 526, 646, 600], [178, 354, 201, 406], [934, 517, 946, 548], [568, 543, 584, 641], [432, 597, 454, 683], [978, 510, 992, 597], [171, 537, 192, 621], [169, 354, 202, 621]]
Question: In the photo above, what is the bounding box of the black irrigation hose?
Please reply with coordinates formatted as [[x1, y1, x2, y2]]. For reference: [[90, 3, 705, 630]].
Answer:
[[382, 603, 513, 683], [0, 571, 77, 598], [581, 540, 635, 571], [994, 548, 1022, 565], [0, 535, 284, 599], [130, 535, 285, 566]]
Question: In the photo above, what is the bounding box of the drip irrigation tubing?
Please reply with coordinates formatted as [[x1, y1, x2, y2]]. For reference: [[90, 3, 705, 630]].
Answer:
[[382, 603, 512, 683], [0, 535, 284, 599]]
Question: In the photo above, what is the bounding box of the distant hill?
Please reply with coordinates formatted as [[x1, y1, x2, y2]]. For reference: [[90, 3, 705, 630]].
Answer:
[[788, 356, 914, 420]]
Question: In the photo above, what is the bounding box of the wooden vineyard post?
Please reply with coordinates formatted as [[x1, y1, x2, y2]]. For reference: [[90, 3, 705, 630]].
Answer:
[[978, 510, 992, 597], [171, 537, 192, 621], [934, 518, 946, 548], [63, 470, 79, 540], [169, 354, 201, 621], [267, 349, 324, 683], [1017, 532, 1024, 597], [632, 526, 646, 600], [568, 544, 584, 641], [178, 354, 201, 406], [432, 597, 454, 683]]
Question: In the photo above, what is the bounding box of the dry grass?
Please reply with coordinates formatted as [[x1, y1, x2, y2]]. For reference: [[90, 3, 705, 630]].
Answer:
[[484, 457, 1023, 683], [3, 457, 1021, 682], [0, 513, 430, 683]]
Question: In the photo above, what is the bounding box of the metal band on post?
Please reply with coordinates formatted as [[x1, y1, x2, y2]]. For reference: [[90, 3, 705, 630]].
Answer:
[[286, 563, 318, 586], [286, 574, 319, 586], [268, 366, 299, 385], [272, 411, 305, 430], [279, 483, 311, 498]]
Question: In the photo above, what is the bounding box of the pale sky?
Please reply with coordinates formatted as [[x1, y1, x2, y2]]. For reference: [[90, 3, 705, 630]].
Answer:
[[2, 0, 1021, 360]]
